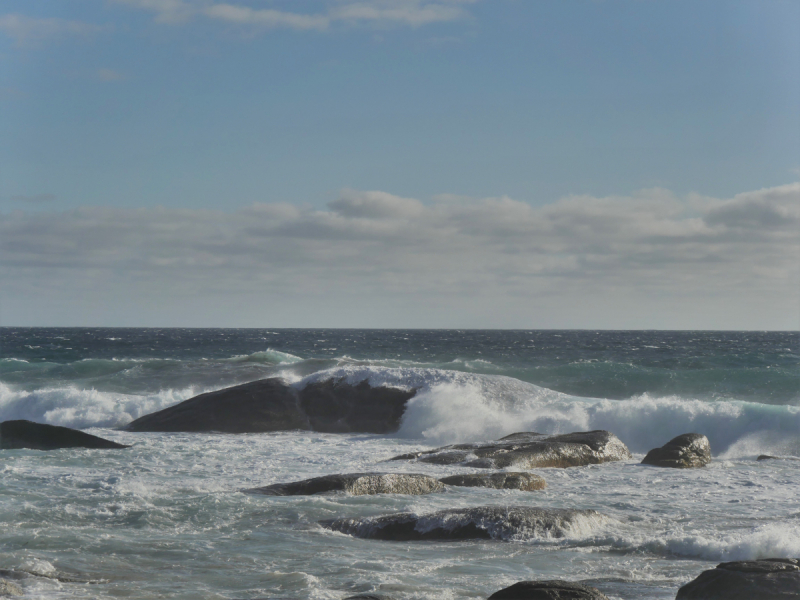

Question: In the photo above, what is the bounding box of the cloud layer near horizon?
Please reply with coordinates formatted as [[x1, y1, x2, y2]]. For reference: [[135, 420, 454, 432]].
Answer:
[[2, 183, 798, 328]]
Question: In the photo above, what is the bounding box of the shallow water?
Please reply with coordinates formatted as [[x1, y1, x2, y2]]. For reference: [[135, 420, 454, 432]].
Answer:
[[1, 328, 798, 599]]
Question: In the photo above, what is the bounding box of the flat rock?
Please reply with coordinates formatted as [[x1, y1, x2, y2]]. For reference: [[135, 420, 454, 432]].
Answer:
[[243, 473, 444, 496], [390, 431, 631, 469], [320, 506, 607, 541], [676, 558, 800, 599], [439, 472, 546, 491], [0, 420, 129, 451], [126, 377, 415, 434], [758, 455, 800, 462], [641, 433, 711, 469], [488, 580, 610, 599], [0, 579, 23, 597]]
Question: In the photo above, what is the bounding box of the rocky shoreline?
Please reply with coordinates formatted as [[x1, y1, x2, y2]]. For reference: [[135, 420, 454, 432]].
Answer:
[[2, 376, 796, 599]]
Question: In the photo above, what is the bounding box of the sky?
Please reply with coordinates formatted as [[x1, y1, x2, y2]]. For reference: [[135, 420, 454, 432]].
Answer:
[[1, 0, 798, 329]]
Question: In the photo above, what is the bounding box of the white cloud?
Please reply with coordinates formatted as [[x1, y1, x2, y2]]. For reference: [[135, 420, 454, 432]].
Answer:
[[0, 14, 107, 45], [113, 0, 476, 31]]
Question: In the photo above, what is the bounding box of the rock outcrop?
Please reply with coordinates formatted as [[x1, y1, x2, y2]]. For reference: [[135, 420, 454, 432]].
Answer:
[[390, 431, 631, 469], [0, 420, 129, 451], [126, 377, 415, 434], [641, 433, 711, 469], [488, 580, 610, 599], [439, 472, 546, 491], [0, 579, 23, 597], [320, 506, 607, 541], [675, 558, 800, 600], [243, 473, 444, 496]]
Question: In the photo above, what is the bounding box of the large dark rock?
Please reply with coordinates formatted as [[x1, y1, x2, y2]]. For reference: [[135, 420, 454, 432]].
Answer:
[[390, 431, 631, 469], [0, 420, 129, 451], [126, 377, 415, 434], [641, 433, 711, 469], [675, 558, 800, 599], [320, 506, 607, 541], [439, 472, 546, 491], [488, 580, 610, 599], [243, 472, 444, 496]]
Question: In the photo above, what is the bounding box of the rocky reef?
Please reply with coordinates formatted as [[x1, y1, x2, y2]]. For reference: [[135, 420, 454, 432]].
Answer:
[[126, 377, 415, 434], [320, 506, 607, 541], [641, 433, 711, 469], [390, 431, 631, 469], [0, 420, 129, 451], [243, 472, 444, 496], [675, 558, 800, 599]]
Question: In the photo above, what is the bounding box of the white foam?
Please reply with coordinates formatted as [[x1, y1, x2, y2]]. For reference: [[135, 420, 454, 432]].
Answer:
[[0, 381, 200, 429]]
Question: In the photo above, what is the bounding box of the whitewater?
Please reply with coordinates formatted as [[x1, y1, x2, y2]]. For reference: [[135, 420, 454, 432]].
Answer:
[[1, 328, 798, 599]]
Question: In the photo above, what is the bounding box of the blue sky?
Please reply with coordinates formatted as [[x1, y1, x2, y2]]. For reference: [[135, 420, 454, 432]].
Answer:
[[1, 0, 798, 328]]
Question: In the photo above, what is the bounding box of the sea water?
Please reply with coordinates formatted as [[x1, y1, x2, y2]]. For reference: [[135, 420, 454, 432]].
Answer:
[[1, 328, 798, 599]]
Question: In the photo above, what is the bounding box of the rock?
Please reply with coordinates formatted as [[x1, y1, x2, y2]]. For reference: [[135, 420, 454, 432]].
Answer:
[[0, 579, 22, 597], [0, 420, 129, 451], [390, 431, 631, 469], [758, 455, 800, 462], [126, 377, 415, 434], [320, 506, 607, 541], [439, 472, 546, 491], [243, 473, 444, 496], [641, 433, 711, 469], [344, 595, 397, 600], [488, 580, 610, 599], [675, 558, 800, 599]]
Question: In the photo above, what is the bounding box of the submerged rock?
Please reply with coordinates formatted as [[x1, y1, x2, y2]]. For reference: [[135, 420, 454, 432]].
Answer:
[[641, 433, 711, 469], [488, 580, 610, 599], [676, 558, 800, 600], [390, 431, 631, 469], [126, 377, 415, 434], [0, 420, 129, 451], [0, 579, 23, 597], [243, 473, 444, 496], [320, 506, 607, 541], [439, 472, 546, 491], [758, 455, 800, 462]]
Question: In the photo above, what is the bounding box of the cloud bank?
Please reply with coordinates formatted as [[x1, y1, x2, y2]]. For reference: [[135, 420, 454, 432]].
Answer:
[[113, 0, 476, 29], [1, 183, 798, 328]]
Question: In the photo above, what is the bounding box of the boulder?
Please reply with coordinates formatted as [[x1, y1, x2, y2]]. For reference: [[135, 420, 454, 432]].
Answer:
[[488, 580, 610, 599], [320, 506, 607, 541], [243, 473, 444, 496], [641, 433, 711, 469], [344, 595, 397, 600], [390, 431, 631, 469], [126, 377, 415, 434], [0, 579, 23, 597], [675, 558, 800, 599], [439, 472, 546, 491], [0, 420, 129, 451]]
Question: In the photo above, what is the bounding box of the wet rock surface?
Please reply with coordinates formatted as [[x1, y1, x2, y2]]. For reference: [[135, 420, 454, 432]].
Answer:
[[488, 580, 610, 599], [676, 558, 800, 599], [0, 420, 129, 451], [243, 473, 444, 496], [758, 455, 800, 461], [0, 579, 23, 597], [439, 472, 546, 491], [126, 377, 415, 434], [390, 431, 631, 469], [641, 433, 711, 469], [320, 506, 607, 541]]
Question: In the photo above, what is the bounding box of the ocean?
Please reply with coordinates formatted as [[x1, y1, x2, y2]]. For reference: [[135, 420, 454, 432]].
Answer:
[[1, 328, 799, 599]]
